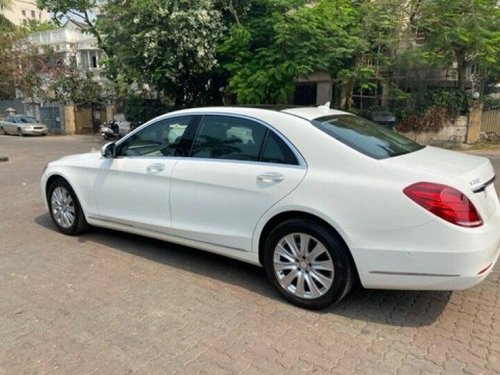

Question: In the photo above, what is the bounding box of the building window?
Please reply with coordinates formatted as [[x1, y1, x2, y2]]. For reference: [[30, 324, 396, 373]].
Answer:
[[22, 10, 26, 16], [31, 10, 36, 18], [91, 55, 98, 68]]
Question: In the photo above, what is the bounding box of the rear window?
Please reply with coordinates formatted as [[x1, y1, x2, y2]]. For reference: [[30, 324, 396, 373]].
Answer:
[[312, 115, 424, 159]]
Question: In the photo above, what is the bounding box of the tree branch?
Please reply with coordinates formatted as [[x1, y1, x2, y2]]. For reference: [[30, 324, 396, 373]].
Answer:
[[229, 0, 240, 26]]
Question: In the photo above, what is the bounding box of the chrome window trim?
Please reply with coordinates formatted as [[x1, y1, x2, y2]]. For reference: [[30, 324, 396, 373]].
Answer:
[[115, 111, 308, 168]]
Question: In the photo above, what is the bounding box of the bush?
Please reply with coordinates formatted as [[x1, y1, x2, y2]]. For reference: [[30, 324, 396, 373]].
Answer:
[[483, 96, 500, 111], [394, 89, 469, 133]]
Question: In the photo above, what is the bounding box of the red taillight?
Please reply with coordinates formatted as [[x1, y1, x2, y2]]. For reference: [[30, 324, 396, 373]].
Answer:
[[403, 182, 483, 228]]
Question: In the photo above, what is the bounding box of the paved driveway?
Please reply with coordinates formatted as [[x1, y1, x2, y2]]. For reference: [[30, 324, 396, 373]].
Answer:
[[0, 135, 499, 374]]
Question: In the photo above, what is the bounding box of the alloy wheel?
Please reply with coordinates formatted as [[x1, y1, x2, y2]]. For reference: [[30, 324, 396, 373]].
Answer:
[[51, 186, 76, 228], [273, 233, 334, 299]]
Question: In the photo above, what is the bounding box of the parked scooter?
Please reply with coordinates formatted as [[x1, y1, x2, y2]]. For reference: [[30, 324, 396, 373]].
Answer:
[[129, 120, 143, 131], [100, 120, 121, 140]]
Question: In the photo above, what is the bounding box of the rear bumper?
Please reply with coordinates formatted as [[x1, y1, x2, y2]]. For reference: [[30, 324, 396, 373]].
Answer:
[[353, 211, 500, 291], [359, 248, 499, 290]]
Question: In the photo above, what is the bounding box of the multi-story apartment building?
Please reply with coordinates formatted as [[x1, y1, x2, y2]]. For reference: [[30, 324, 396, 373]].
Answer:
[[0, 0, 49, 26]]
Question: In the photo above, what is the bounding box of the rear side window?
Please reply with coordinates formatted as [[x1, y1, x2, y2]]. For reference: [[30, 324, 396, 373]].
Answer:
[[312, 115, 424, 159], [191, 115, 267, 161], [261, 131, 298, 165]]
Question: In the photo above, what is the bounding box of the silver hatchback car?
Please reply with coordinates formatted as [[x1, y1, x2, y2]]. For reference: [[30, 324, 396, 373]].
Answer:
[[0, 115, 48, 136]]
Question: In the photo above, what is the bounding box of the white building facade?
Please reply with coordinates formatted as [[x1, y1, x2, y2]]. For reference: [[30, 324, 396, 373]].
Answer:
[[0, 0, 49, 26]]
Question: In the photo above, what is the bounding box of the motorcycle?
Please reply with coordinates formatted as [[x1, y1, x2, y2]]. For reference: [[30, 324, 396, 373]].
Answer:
[[100, 120, 121, 140]]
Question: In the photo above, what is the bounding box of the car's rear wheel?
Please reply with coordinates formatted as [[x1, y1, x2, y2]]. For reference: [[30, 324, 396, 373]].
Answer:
[[263, 219, 353, 310], [0, 127, 6, 135], [47, 178, 88, 235]]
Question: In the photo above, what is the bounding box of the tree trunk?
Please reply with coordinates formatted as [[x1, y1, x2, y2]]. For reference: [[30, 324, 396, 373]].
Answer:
[[343, 79, 354, 111]]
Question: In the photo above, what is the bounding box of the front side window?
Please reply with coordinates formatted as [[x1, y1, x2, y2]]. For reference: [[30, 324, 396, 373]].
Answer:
[[312, 115, 424, 159], [191, 115, 267, 161], [117, 116, 193, 157]]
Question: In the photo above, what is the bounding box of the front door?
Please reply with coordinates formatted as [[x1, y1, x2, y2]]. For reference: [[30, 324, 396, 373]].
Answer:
[[93, 115, 196, 233]]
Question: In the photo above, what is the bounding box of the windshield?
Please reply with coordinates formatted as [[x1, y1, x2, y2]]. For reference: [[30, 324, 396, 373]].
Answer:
[[311, 115, 424, 159], [17, 116, 37, 123]]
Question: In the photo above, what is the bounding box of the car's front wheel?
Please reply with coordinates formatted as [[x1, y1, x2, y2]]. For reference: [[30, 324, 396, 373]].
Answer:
[[17, 128, 23, 137], [263, 219, 354, 310], [47, 178, 88, 235]]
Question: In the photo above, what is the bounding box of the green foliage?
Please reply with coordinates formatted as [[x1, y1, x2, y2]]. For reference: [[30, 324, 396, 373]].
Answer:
[[395, 89, 470, 133], [96, 0, 224, 108], [49, 57, 104, 105], [19, 20, 59, 34], [220, 0, 360, 104], [415, 0, 500, 89], [483, 96, 500, 111], [418, 89, 471, 116], [122, 94, 167, 124]]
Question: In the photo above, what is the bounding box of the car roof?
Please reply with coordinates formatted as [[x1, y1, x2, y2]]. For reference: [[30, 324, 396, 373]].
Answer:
[[166, 105, 353, 122]]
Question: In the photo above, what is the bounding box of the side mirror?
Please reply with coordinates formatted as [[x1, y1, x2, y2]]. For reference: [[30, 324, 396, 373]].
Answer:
[[101, 142, 116, 158]]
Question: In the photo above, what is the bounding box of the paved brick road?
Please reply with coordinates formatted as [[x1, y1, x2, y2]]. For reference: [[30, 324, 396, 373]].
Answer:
[[0, 135, 499, 374]]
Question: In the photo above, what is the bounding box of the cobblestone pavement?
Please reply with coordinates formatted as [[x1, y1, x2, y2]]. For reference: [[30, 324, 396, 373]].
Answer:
[[0, 135, 499, 374]]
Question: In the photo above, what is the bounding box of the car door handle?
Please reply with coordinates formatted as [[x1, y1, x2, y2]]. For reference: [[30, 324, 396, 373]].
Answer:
[[257, 172, 284, 182], [146, 163, 166, 173]]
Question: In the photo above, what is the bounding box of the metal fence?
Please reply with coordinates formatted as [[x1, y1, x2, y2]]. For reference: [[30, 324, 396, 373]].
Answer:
[[40, 104, 64, 134], [481, 109, 500, 133]]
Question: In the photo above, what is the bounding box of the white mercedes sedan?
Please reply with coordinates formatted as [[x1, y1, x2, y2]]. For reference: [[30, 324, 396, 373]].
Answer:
[[41, 106, 500, 309]]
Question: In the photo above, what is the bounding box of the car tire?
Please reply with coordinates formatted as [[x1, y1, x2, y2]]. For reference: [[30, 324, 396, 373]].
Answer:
[[47, 178, 89, 235], [17, 128, 23, 137], [0, 127, 6, 135], [263, 219, 354, 310]]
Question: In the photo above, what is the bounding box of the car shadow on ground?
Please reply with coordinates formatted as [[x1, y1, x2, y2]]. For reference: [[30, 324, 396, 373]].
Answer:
[[35, 213, 451, 327]]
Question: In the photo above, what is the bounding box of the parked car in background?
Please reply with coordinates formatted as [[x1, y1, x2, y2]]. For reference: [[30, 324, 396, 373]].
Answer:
[[367, 111, 396, 130], [41, 106, 500, 309], [0, 115, 48, 136]]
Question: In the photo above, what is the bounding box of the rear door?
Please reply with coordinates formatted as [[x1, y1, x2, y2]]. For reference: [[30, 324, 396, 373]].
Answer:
[[170, 114, 307, 251]]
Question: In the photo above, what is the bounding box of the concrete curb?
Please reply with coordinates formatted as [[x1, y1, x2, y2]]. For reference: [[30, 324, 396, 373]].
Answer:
[[0, 156, 9, 162]]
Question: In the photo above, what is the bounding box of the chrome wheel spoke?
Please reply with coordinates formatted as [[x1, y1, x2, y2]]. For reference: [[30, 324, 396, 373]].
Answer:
[[274, 260, 296, 272], [311, 259, 334, 272], [295, 271, 305, 297], [280, 269, 299, 289], [299, 234, 309, 257], [306, 242, 327, 262], [275, 244, 296, 263], [304, 273, 322, 299], [310, 270, 333, 290], [283, 235, 300, 258]]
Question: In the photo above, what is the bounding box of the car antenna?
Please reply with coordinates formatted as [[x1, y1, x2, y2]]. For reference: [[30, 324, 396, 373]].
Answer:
[[317, 102, 330, 112]]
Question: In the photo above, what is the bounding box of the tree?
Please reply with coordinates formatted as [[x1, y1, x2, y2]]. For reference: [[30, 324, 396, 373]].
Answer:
[[16, 45, 104, 105], [219, 0, 361, 104], [0, 29, 19, 99], [337, 0, 410, 110], [415, 0, 500, 90], [95, 0, 224, 108]]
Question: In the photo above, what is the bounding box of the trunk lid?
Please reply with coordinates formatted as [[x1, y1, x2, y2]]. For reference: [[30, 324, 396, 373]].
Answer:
[[384, 146, 499, 221]]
